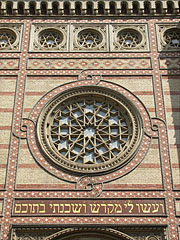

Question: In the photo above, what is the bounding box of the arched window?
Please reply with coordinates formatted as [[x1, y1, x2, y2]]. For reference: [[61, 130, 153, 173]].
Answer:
[[52, 1, 59, 15], [167, 1, 174, 14], [98, 1, 105, 14], [144, 1, 151, 14], [155, 1, 162, 14], [87, 1, 93, 15], [18, 1, 24, 15], [109, 1, 116, 14], [132, 1, 139, 14], [121, 1, 127, 14], [64, 1, 70, 15], [41, 1, 47, 15], [29, 1, 36, 15], [75, 1, 81, 15], [6, 1, 13, 15]]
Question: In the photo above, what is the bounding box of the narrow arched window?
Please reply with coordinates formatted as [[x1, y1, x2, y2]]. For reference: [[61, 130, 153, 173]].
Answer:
[[29, 1, 36, 15], [41, 1, 47, 15], [110, 1, 116, 14], [144, 1, 151, 14], [133, 1, 139, 14], [6, 1, 13, 15], [167, 1, 174, 14], [75, 1, 81, 15], [64, 1, 70, 15], [87, 1, 93, 15], [155, 1, 162, 14], [98, 1, 105, 14], [52, 1, 59, 15], [18, 1, 24, 15], [121, 1, 127, 14]]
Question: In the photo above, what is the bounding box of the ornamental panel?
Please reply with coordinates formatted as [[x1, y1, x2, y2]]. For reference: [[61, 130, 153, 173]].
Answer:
[[156, 24, 180, 51], [29, 24, 68, 52], [70, 24, 108, 52], [0, 24, 23, 52], [37, 86, 143, 175], [110, 24, 149, 52]]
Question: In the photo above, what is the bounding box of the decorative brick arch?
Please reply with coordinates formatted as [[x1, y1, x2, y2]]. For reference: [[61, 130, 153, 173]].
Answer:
[[45, 228, 136, 240]]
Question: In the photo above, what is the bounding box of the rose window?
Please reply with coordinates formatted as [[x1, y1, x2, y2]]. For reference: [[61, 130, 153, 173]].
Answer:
[[117, 29, 142, 48], [77, 29, 103, 49], [164, 28, 180, 48], [38, 29, 63, 49], [0, 29, 16, 50], [37, 87, 142, 174]]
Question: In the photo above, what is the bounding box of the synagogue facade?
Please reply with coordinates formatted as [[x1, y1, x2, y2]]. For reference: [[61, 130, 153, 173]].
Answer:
[[0, 0, 180, 239]]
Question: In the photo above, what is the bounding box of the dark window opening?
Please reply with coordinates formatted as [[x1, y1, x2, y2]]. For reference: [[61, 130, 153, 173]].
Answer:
[[75, 2, 81, 15], [41, 1, 47, 15], [18, 1, 24, 15], [6, 1, 13, 15], [144, 1, 151, 14], [121, 1, 127, 14], [110, 1, 116, 14], [87, 2, 93, 15], [133, 1, 139, 14], [98, 2, 105, 14], [64, 2, 70, 15], [167, 1, 174, 14], [155, 1, 162, 14], [52, 1, 59, 15], [29, 1, 36, 15]]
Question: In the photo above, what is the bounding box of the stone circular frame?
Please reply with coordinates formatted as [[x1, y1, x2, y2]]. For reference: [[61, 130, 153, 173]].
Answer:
[[116, 28, 142, 49], [38, 28, 64, 49], [163, 28, 180, 48], [36, 86, 143, 175], [0, 28, 17, 50]]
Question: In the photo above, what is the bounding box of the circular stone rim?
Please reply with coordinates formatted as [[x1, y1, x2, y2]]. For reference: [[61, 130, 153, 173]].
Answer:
[[36, 86, 143, 175], [117, 28, 143, 48], [38, 28, 64, 49], [77, 28, 103, 49]]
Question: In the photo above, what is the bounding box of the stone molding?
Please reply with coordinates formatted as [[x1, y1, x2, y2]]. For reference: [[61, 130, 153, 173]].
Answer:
[[0, 0, 180, 16]]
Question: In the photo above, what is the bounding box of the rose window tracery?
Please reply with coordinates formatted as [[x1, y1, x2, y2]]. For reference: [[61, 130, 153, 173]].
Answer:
[[38, 29, 63, 49], [117, 29, 142, 48], [163, 28, 180, 48], [0, 29, 16, 49], [37, 87, 143, 174], [77, 29, 103, 49]]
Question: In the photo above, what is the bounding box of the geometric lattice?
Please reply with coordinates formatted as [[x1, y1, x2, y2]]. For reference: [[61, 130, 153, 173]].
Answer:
[[164, 28, 180, 48], [117, 29, 142, 48], [0, 29, 16, 49], [38, 29, 63, 49], [77, 29, 103, 49], [37, 86, 143, 174]]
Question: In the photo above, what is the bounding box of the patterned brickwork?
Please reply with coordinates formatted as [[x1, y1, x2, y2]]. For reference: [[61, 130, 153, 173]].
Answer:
[[27, 58, 152, 70], [0, 16, 179, 240]]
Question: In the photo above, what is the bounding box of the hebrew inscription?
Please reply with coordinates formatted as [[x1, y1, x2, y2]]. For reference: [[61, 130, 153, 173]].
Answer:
[[13, 199, 166, 216]]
